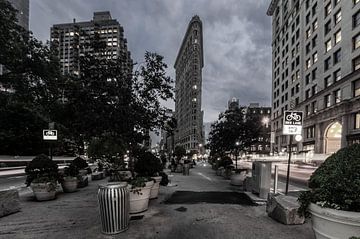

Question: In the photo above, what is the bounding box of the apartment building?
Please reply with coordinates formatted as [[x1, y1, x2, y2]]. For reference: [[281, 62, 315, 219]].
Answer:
[[50, 11, 132, 75], [267, 0, 360, 154]]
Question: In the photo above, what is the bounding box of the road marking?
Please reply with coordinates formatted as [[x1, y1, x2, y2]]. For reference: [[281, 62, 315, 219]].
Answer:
[[8, 176, 25, 179], [197, 172, 213, 182]]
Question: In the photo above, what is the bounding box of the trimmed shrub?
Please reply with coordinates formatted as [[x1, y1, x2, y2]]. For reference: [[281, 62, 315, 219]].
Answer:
[[298, 144, 360, 216]]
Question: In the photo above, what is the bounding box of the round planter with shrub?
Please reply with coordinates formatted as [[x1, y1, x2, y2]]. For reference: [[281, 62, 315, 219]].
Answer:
[[134, 151, 163, 199], [128, 177, 154, 214], [298, 144, 360, 239], [60, 164, 79, 193], [25, 154, 60, 201]]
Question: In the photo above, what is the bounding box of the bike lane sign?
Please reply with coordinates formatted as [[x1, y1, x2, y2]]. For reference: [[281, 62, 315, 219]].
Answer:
[[283, 111, 303, 135]]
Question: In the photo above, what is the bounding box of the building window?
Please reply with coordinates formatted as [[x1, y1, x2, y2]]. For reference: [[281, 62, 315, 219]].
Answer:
[[312, 68, 317, 80], [313, 52, 318, 63], [325, 94, 331, 108], [353, 56, 360, 71], [334, 89, 341, 103], [325, 21, 331, 35], [306, 12, 311, 24], [354, 34, 360, 50], [325, 4, 332, 18], [312, 101, 317, 113], [324, 57, 331, 71], [334, 10, 342, 25], [334, 30, 341, 45], [333, 49, 341, 64], [312, 19, 318, 31], [306, 28, 312, 39], [325, 39, 332, 52], [312, 35, 317, 47], [334, 69, 341, 82], [306, 58, 311, 69], [354, 11, 360, 28], [312, 3, 317, 16], [306, 89, 311, 99], [355, 113, 360, 129], [306, 126, 315, 138], [354, 79, 360, 97], [334, 0, 341, 6], [306, 43, 311, 54], [325, 75, 332, 87], [306, 74, 311, 85]]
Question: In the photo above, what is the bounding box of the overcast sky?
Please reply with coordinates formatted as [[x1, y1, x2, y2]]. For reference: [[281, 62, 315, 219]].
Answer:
[[29, 0, 272, 124]]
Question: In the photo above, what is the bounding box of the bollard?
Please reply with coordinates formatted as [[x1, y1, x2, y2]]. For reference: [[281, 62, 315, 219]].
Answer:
[[98, 182, 129, 234], [274, 165, 278, 194]]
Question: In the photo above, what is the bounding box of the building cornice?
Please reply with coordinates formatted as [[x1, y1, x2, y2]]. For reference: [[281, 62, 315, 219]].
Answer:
[[267, 0, 279, 16]]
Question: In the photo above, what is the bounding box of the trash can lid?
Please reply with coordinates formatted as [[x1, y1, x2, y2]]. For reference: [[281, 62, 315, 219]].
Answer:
[[99, 182, 128, 189]]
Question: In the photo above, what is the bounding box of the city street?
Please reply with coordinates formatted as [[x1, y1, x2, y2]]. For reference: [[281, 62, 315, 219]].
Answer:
[[0, 163, 314, 239]]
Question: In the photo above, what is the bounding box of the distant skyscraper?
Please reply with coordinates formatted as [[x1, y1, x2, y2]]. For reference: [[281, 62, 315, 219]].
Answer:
[[50, 11, 132, 75], [8, 0, 29, 30], [174, 15, 204, 151], [1, 0, 29, 79], [228, 97, 240, 111]]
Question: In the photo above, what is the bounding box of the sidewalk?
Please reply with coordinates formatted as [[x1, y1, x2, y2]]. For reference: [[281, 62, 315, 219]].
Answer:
[[0, 164, 315, 239]]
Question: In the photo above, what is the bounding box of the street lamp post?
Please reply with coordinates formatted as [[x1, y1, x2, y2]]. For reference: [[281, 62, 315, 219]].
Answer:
[[235, 141, 240, 169]]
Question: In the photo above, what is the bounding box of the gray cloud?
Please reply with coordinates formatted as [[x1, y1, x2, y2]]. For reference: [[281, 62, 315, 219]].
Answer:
[[30, 0, 272, 123]]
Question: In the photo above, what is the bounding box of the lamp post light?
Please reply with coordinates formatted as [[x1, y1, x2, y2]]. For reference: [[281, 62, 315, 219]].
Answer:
[[235, 141, 240, 169]]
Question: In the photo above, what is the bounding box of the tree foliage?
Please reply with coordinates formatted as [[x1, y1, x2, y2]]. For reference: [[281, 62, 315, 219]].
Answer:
[[0, 1, 174, 156], [208, 108, 262, 157]]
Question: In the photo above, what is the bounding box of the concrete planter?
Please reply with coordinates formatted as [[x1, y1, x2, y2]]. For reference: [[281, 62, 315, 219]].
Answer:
[[61, 177, 78, 193], [128, 181, 154, 214], [31, 182, 56, 201], [230, 171, 247, 186], [150, 176, 162, 199], [309, 203, 360, 239]]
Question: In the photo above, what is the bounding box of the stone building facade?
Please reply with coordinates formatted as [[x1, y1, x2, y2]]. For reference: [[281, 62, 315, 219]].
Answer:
[[268, 0, 360, 155], [174, 15, 205, 152]]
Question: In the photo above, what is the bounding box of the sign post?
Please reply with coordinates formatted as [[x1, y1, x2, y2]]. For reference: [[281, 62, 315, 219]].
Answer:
[[43, 129, 57, 160], [282, 111, 303, 195]]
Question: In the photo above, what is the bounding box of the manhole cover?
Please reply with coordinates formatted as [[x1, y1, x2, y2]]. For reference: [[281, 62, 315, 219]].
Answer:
[[164, 191, 256, 205]]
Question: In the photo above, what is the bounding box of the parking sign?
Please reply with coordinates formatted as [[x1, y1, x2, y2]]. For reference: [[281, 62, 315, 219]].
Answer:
[[283, 111, 303, 135]]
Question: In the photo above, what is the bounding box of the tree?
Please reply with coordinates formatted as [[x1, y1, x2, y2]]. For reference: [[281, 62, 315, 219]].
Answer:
[[174, 145, 186, 163], [208, 108, 262, 159], [0, 1, 66, 155]]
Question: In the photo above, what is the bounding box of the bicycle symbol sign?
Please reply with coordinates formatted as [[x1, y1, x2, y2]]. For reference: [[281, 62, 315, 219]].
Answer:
[[283, 111, 303, 135], [284, 111, 303, 126]]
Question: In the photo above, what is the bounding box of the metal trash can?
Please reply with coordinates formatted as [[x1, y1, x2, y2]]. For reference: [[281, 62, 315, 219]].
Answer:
[[183, 163, 190, 175], [98, 182, 129, 234]]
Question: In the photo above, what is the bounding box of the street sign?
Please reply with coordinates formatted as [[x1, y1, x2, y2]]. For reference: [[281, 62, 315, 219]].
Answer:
[[43, 130, 57, 140], [283, 111, 303, 135]]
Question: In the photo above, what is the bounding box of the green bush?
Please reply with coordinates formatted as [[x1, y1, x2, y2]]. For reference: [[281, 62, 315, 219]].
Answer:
[[25, 154, 59, 186], [218, 156, 233, 168], [72, 157, 88, 170], [298, 144, 360, 216], [134, 151, 163, 177], [63, 164, 79, 178]]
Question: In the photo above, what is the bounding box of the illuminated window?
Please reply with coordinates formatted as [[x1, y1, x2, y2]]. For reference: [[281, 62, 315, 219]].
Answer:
[[325, 39, 332, 52], [334, 30, 341, 44]]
